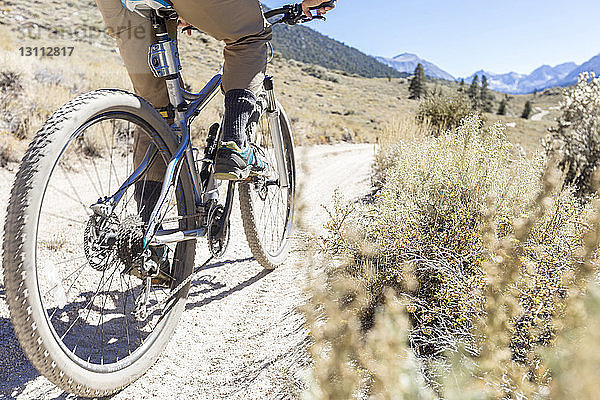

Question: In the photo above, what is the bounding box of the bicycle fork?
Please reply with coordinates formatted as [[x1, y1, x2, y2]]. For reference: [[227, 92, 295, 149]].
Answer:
[[264, 76, 290, 189]]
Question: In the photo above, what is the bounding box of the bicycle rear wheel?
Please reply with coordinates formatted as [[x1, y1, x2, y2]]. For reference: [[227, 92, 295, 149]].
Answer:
[[239, 100, 296, 269], [2, 90, 196, 397]]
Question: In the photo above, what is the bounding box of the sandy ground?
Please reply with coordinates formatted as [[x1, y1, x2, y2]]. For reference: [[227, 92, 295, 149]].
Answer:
[[0, 143, 375, 400]]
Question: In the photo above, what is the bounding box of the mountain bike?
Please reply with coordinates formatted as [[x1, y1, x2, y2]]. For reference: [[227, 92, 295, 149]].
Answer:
[[2, 1, 334, 396]]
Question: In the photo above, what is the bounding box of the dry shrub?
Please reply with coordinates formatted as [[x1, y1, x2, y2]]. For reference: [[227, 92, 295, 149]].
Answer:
[[0, 70, 23, 93], [302, 65, 340, 83], [78, 128, 106, 158], [545, 193, 600, 398], [315, 115, 590, 397], [373, 115, 430, 188], [303, 275, 435, 400], [417, 94, 473, 136], [0, 69, 30, 140], [544, 72, 600, 197], [0, 133, 21, 167]]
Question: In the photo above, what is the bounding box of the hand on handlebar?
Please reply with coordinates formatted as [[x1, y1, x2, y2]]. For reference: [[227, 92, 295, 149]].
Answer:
[[301, 0, 336, 20], [178, 17, 194, 36]]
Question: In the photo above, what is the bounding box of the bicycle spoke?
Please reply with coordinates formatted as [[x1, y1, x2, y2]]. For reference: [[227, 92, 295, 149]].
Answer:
[[42, 211, 87, 226], [53, 170, 92, 216]]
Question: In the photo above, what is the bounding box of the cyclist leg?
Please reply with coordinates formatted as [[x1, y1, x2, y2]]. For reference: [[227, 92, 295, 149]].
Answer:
[[172, 0, 272, 179]]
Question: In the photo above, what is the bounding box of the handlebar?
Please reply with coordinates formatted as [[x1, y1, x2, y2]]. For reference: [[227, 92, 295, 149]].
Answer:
[[183, 1, 334, 34], [264, 1, 336, 25]]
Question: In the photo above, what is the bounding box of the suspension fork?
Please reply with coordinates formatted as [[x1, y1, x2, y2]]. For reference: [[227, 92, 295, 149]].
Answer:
[[264, 76, 289, 188]]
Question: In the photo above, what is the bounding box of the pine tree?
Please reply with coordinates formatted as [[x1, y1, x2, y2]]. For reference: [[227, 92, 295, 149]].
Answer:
[[480, 75, 494, 112], [497, 95, 509, 115], [468, 75, 480, 109], [408, 63, 427, 100], [522, 100, 532, 119], [458, 79, 465, 93]]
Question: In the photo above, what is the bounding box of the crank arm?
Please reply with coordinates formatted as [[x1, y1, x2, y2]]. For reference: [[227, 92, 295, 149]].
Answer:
[[215, 182, 236, 237]]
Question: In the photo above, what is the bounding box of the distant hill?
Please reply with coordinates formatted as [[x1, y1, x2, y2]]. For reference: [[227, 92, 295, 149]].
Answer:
[[271, 23, 406, 79], [376, 53, 455, 81], [463, 54, 600, 94]]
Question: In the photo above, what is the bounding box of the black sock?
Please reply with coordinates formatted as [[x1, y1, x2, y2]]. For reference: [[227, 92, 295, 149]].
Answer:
[[222, 89, 256, 148]]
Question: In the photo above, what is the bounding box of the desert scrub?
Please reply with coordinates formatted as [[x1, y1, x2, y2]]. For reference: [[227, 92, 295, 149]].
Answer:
[[320, 115, 588, 392], [544, 72, 600, 197], [416, 93, 473, 136], [302, 64, 340, 83]]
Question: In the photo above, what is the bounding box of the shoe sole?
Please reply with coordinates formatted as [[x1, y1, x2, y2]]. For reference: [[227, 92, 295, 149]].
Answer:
[[214, 167, 252, 181]]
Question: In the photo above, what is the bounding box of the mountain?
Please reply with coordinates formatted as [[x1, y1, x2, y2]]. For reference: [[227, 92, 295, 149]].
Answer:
[[271, 24, 406, 79], [463, 70, 525, 93], [561, 55, 600, 86], [517, 62, 576, 93], [461, 56, 600, 94], [375, 53, 455, 81]]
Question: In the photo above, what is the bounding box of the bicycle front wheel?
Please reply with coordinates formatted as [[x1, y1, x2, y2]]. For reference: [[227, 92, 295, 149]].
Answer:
[[239, 101, 296, 269], [3, 90, 197, 397]]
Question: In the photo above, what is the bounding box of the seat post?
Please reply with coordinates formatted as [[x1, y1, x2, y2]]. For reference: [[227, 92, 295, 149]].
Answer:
[[147, 11, 185, 116], [150, 12, 170, 43]]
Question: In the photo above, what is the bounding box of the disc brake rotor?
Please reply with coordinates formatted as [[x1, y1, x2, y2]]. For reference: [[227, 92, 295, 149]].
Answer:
[[83, 214, 118, 271]]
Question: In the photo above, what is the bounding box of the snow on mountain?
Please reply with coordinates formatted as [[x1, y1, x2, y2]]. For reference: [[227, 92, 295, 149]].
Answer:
[[519, 62, 577, 93], [561, 55, 600, 86], [463, 70, 525, 94], [461, 60, 590, 94], [376, 53, 455, 81], [377, 50, 600, 94]]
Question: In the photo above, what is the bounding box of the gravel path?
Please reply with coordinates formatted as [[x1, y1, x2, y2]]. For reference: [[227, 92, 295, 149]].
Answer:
[[531, 107, 549, 121], [0, 143, 374, 400]]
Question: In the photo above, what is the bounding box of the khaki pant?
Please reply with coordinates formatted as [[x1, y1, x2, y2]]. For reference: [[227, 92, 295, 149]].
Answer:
[[96, 0, 271, 181]]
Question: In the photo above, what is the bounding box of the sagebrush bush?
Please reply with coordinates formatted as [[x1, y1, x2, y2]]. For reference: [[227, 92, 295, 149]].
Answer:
[[545, 73, 600, 197], [319, 115, 589, 394], [302, 65, 340, 83], [0, 133, 20, 167], [416, 94, 473, 136]]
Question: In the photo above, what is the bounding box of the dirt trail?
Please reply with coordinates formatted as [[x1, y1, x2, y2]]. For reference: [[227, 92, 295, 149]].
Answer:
[[531, 107, 549, 121], [0, 143, 375, 400]]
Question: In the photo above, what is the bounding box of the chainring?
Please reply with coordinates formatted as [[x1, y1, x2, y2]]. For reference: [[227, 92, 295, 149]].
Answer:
[[207, 205, 230, 259]]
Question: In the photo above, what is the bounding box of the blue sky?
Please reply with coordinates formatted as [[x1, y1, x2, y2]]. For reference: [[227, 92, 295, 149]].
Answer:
[[263, 0, 600, 78]]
